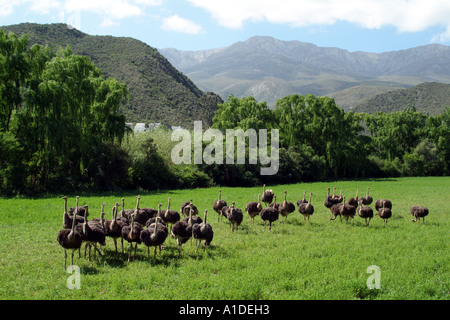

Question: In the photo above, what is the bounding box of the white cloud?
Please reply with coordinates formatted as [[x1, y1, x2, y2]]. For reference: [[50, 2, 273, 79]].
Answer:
[[161, 14, 203, 34], [432, 25, 450, 42], [187, 0, 450, 36], [1, 0, 162, 26]]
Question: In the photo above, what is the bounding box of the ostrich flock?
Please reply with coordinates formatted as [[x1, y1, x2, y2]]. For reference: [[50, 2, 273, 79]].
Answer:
[[57, 185, 429, 268]]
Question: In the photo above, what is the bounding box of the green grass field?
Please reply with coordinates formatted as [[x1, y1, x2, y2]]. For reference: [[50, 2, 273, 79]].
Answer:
[[0, 177, 449, 300]]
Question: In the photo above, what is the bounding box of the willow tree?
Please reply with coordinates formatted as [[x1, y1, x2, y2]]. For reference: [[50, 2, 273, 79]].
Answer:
[[26, 47, 129, 188], [1, 30, 129, 193]]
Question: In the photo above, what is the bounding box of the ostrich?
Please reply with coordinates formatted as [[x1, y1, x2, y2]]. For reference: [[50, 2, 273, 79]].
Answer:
[[340, 197, 356, 223], [336, 190, 344, 203], [357, 199, 374, 226], [120, 198, 135, 221], [146, 203, 169, 235], [410, 206, 429, 223], [140, 215, 168, 260], [171, 207, 194, 258], [278, 191, 296, 223], [220, 205, 228, 222], [260, 206, 279, 232], [133, 195, 155, 226], [329, 202, 343, 221], [324, 187, 335, 210], [324, 187, 341, 209], [226, 201, 243, 232], [160, 197, 180, 233], [331, 187, 338, 201], [245, 194, 262, 224], [361, 187, 373, 205], [104, 203, 127, 253], [347, 189, 359, 208], [181, 199, 198, 217], [261, 184, 274, 207], [192, 210, 214, 253], [376, 201, 392, 226], [79, 205, 105, 261], [297, 191, 308, 207], [57, 208, 83, 269], [213, 189, 227, 222], [269, 195, 280, 211], [374, 199, 392, 211], [121, 214, 143, 262], [89, 203, 106, 226], [69, 196, 86, 217], [298, 192, 314, 223], [182, 201, 203, 225], [62, 196, 84, 229]]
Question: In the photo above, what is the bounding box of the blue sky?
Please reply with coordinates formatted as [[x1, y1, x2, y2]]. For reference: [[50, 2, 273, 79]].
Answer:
[[1, 0, 450, 52]]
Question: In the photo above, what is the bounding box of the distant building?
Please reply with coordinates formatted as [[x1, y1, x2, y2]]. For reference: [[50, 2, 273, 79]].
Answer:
[[132, 122, 176, 133], [171, 126, 183, 131], [134, 123, 147, 132]]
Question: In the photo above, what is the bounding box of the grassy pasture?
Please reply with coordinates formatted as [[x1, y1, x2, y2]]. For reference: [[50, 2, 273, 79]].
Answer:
[[0, 177, 449, 300]]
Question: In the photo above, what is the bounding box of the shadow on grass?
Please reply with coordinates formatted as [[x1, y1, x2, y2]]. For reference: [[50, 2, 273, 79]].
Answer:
[[92, 239, 229, 268]]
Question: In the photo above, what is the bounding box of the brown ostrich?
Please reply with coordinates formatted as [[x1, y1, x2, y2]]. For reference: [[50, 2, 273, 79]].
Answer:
[[57, 208, 83, 269], [160, 197, 180, 233], [226, 201, 243, 232], [120, 198, 135, 221], [62, 196, 84, 229], [347, 189, 359, 208], [410, 206, 429, 223], [104, 203, 128, 253], [335, 190, 343, 203], [245, 194, 263, 224], [121, 214, 143, 262], [297, 191, 308, 207], [78, 205, 105, 261], [278, 191, 296, 223], [68, 196, 87, 217], [376, 201, 392, 226], [298, 192, 314, 223], [133, 195, 156, 226], [324, 187, 335, 210], [261, 184, 274, 207], [374, 199, 392, 211], [357, 199, 374, 226], [140, 215, 168, 260], [171, 208, 194, 258], [329, 202, 343, 221], [260, 206, 279, 232], [361, 187, 373, 205], [213, 189, 227, 222], [340, 197, 356, 223], [180, 199, 198, 217], [192, 209, 214, 253], [269, 195, 280, 211]]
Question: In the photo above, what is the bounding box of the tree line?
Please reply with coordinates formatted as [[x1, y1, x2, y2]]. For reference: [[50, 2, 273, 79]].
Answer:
[[211, 95, 449, 186], [1, 30, 449, 195]]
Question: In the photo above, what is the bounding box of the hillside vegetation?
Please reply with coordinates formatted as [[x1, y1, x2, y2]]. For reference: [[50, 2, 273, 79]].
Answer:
[[1, 23, 222, 127], [354, 82, 450, 115]]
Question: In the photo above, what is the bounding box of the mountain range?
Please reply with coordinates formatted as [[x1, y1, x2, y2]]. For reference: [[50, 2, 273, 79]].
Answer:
[[1, 23, 222, 127], [160, 36, 450, 112], [2, 23, 449, 122]]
